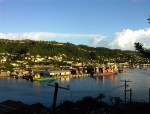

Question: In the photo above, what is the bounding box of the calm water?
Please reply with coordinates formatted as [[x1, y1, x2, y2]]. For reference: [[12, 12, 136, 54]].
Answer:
[[0, 68, 150, 107]]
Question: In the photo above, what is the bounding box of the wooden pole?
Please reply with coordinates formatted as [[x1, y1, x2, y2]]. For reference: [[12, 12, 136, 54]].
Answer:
[[48, 82, 70, 113], [125, 80, 127, 104], [52, 82, 58, 113], [130, 89, 132, 103], [149, 88, 150, 103]]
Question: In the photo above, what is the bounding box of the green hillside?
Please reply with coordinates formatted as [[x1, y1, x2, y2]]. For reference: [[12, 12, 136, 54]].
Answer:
[[0, 38, 135, 62]]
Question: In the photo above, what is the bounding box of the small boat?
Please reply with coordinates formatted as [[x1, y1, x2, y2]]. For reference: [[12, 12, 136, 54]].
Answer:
[[92, 72, 117, 76], [33, 76, 55, 81], [118, 69, 126, 73], [22, 75, 33, 80], [32, 73, 55, 81]]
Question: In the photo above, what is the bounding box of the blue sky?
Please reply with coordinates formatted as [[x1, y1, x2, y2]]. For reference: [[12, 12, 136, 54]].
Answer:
[[0, 0, 150, 50]]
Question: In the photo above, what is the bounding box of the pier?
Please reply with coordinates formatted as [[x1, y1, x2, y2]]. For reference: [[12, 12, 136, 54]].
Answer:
[[54, 73, 90, 80]]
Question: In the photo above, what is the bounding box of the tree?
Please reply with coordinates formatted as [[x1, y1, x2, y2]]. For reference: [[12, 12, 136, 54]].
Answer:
[[96, 93, 105, 102], [147, 16, 150, 24], [134, 42, 150, 58], [4, 61, 14, 71], [133, 16, 150, 58]]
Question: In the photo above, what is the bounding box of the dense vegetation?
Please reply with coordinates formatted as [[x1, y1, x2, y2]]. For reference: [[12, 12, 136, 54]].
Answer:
[[134, 42, 150, 58], [0, 39, 136, 63], [4, 95, 150, 114]]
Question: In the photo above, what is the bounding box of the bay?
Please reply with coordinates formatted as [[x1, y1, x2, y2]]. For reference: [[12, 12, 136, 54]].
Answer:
[[0, 68, 150, 107]]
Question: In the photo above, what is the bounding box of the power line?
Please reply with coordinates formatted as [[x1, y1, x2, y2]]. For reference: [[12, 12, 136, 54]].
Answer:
[[120, 80, 132, 104]]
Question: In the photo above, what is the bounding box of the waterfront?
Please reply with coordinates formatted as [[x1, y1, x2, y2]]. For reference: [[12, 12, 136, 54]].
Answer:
[[0, 68, 150, 107]]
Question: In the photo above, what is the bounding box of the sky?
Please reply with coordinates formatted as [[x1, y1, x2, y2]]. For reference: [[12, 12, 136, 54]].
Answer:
[[0, 0, 150, 50]]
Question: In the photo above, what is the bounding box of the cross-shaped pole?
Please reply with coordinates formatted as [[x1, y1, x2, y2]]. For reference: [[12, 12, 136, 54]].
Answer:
[[48, 82, 70, 113]]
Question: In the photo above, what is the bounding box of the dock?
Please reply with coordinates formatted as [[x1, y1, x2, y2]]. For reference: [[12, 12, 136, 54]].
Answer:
[[54, 73, 90, 80]]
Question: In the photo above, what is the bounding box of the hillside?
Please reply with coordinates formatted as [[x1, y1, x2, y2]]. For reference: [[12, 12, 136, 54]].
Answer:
[[0, 38, 135, 63]]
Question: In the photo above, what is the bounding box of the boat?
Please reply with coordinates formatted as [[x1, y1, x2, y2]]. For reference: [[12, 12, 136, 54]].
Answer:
[[23, 73, 55, 81], [32, 76, 55, 81], [92, 71, 117, 76], [22, 75, 33, 80], [32, 73, 55, 81], [118, 69, 126, 73]]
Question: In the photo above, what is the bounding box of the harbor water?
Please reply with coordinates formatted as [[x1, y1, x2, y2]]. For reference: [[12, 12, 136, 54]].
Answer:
[[0, 68, 150, 107]]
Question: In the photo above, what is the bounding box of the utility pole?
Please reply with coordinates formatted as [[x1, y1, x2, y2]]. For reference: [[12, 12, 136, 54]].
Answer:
[[130, 89, 132, 103], [149, 88, 150, 103], [120, 80, 132, 104], [125, 80, 127, 104], [126, 88, 132, 103], [48, 82, 70, 113]]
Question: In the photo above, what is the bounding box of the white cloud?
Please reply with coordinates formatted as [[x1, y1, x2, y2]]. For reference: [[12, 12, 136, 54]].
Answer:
[[0, 32, 105, 43], [88, 36, 106, 47], [108, 28, 150, 50], [1, 28, 150, 50]]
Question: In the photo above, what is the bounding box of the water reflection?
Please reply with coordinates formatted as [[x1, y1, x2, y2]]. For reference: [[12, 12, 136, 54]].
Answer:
[[57, 77, 71, 82], [103, 75, 117, 83], [0, 77, 8, 80], [33, 80, 55, 87], [33, 81, 41, 87], [92, 74, 117, 83]]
